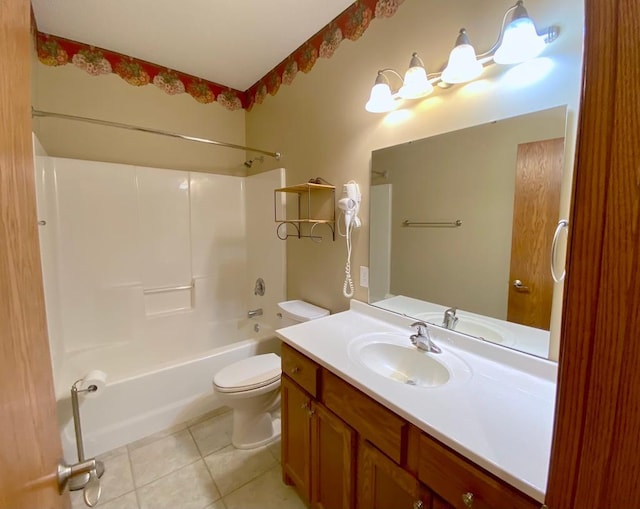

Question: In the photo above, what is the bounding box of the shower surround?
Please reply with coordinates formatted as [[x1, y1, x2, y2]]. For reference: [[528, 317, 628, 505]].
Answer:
[[34, 140, 286, 458]]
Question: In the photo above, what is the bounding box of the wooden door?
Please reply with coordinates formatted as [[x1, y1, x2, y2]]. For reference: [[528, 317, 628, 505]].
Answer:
[[507, 137, 564, 329], [358, 440, 428, 509], [311, 402, 356, 509], [281, 376, 312, 503], [0, 1, 66, 508], [545, 0, 640, 506]]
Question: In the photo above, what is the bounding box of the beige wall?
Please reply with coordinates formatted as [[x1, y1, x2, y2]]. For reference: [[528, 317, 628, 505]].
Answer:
[[32, 61, 247, 175], [246, 0, 584, 360]]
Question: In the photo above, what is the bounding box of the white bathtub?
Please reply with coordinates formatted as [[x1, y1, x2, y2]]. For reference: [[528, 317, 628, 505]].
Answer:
[[56, 321, 281, 460]]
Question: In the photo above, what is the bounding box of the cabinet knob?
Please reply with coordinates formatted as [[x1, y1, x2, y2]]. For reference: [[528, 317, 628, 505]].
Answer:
[[300, 402, 309, 410], [412, 501, 424, 509], [291, 366, 300, 373], [462, 492, 474, 507], [308, 409, 315, 416]]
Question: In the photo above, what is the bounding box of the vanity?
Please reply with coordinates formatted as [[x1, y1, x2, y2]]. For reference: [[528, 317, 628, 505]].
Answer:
[[276, 301, 555, 509]]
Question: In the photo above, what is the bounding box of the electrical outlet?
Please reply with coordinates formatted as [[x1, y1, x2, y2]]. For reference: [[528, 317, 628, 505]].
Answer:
[[359, 266, 369, 288]]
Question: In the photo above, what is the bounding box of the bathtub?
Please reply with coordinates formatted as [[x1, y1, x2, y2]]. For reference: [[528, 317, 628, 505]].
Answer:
[[56, 320, 280, 460]]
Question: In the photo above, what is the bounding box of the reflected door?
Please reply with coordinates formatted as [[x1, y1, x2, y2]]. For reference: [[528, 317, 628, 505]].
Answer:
[[507, 137, 564, 329]]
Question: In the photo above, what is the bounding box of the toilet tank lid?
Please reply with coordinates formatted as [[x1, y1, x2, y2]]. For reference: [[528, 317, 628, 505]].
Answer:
[[277, 300, 330, 322], [214, 353, 281, 390]]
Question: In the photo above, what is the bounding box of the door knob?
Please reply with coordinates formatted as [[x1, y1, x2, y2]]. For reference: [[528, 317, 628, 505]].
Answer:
[[512, 279, 530, 293], [57, 458, 102, 507]]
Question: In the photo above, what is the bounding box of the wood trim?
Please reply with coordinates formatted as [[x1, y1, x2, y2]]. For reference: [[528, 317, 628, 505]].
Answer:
[[546, 0, 640, 506]]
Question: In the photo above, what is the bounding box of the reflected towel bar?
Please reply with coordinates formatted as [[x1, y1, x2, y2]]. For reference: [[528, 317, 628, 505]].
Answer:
[[403, 220, 462, 228], [143, 284, 193, 295]]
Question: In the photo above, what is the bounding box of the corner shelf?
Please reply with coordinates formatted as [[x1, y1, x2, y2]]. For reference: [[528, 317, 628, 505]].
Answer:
[[274, 183, 335, 242]]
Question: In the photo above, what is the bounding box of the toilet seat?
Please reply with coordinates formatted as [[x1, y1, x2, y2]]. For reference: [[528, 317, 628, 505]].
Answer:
[[213, 353, 281, 394]]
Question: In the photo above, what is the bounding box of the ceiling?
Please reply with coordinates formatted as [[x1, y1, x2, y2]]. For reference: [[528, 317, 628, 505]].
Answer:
[[31, 0, 355, 91]]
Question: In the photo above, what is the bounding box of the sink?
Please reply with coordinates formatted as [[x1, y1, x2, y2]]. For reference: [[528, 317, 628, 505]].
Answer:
[[357, 342, 450, 387], [414, 312, 514, 346], [348, 332, 471, 388]]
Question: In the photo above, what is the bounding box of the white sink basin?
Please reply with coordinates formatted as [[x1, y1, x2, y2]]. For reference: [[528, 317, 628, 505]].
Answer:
[[414, 312, 514, 346], [348, 332, 471, 388], [358, 342, 450, 387]]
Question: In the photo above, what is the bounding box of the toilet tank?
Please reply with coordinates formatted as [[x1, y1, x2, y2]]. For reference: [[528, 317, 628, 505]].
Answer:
[[277, 300, 330, 328]]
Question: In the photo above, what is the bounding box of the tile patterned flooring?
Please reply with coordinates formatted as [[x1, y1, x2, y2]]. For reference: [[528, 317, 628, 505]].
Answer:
[[71, 409, 305, 509]]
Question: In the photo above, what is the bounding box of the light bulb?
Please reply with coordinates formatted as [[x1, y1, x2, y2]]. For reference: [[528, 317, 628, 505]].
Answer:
[[441, 29, 483, 84], [365, 73, 396, 113], [494, 17, 546, 64], [399, 53, 433, 99]]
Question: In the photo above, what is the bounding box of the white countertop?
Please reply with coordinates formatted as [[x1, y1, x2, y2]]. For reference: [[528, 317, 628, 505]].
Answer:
[[276, 300, 557, 503]]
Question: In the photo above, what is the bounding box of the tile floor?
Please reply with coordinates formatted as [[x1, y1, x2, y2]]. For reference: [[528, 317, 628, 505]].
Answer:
[[71, 409, 305, 509]]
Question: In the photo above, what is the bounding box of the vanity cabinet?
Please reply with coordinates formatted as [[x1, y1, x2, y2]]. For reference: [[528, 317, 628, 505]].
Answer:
[[358, 439, 428, 509], [281, 345, 356, 508], [281, 343, 540, 509]]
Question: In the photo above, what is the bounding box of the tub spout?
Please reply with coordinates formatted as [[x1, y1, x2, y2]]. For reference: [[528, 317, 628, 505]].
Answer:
[[248, 308, 263, 319]]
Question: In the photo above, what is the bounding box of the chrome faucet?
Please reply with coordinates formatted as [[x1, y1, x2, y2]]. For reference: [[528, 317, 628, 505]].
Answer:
[[410, 321, 442, 354], [248, 308, 263, 319], [443, 307, 458, 330]]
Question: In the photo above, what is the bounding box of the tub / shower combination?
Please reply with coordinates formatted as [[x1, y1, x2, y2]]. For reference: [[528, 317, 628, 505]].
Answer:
[[33, 144, 287, 460], [57, 322, 281, 459]]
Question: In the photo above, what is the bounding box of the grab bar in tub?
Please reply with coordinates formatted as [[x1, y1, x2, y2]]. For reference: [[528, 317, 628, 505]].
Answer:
[[143, 283, 193, 295]]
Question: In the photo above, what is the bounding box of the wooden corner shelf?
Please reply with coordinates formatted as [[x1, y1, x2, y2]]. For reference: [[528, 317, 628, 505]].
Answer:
[[274, 182, 336, 241]]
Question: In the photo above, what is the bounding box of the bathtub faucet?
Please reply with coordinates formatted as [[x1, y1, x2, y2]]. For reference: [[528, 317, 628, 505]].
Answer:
[[248, 308, 263, 319]]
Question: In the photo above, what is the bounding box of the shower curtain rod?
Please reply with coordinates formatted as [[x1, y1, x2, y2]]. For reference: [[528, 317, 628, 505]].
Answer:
[[31, 109, 282, 160]]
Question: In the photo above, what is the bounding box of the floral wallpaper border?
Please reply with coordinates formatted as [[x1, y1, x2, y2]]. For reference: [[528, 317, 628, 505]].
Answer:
[[35, 0, 405, 112]]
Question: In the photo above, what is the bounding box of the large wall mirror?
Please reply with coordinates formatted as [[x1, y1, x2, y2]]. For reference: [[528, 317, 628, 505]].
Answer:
[[369, 106, 569, 359]]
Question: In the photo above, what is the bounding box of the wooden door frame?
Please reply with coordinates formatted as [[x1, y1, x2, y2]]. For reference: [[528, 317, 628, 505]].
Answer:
[[0, 0, 65, 507], [546, 0, 640, 506]]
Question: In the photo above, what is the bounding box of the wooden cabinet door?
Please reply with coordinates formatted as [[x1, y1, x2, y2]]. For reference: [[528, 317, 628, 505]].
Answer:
[[311, 402, 357, 509], [282, 375, 312, 502], [358, 440, 429, 509]]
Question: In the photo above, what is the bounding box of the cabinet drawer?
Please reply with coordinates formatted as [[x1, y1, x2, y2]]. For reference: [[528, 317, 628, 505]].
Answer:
[[418, 434, 539, 509], [322, 370, 407, 464], [281, 343, 319, 397]]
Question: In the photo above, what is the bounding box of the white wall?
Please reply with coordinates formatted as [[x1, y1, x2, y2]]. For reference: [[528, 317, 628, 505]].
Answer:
[[35, 155, 286, 393]]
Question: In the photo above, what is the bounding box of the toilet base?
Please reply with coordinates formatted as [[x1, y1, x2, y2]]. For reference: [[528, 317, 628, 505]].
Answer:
[[231, 410, 281, 449]]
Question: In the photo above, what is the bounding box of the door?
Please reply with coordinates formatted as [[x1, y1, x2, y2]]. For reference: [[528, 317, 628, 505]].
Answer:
[[507, 137, 564, 329], [358, 440, 428, 509], [0, 0, 66, 508], [311, 402, 356, 509], [281, 376, 312, 503]]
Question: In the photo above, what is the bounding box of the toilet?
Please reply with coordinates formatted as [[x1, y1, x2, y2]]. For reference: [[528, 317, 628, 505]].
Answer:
[[212, 300, 329, 449]]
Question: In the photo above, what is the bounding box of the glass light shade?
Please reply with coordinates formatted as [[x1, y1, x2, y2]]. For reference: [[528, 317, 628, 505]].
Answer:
[[494, 17, 546, 64], [365, 82, 396, 113], [399, 65, 433, 99], [441, 44, 483, 84]]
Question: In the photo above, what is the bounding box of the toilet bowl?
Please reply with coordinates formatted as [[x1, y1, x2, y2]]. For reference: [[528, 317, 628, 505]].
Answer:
[[213, 353, 282, 449], [212, 300, 329, 449]]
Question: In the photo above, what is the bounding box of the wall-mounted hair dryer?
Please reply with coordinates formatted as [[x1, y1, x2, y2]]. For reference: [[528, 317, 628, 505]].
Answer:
[[339, 181, 361, 298], [338, 182, 362, 231]]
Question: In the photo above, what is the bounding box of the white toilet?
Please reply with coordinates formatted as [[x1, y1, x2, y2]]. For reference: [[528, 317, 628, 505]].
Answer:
[[212, 300, 329, 449]]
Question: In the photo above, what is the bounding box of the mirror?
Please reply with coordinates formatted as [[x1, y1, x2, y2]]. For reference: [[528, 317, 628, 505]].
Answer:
[[369, 106, 568, 358]]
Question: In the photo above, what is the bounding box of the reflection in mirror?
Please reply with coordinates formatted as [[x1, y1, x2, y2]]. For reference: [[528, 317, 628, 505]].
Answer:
[[369, 106, 568, 359]]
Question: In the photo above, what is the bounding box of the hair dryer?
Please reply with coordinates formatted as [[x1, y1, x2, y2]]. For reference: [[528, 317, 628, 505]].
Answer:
[[339, 182, 361, 298]]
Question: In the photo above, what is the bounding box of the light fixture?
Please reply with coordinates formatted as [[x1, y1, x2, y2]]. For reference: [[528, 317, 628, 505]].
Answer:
[[494, 0, 547, 64], [364, 1, 559, 112], [441, 29, 483, 84], [365, 71, 396, 113], [399, 53, 433, 99]]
